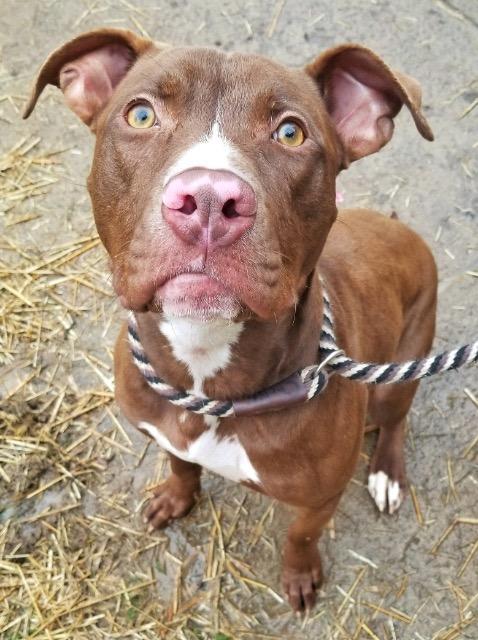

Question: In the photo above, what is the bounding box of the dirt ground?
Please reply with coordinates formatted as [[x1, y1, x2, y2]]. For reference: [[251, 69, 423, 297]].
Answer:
[[0, 1, 477, 638]]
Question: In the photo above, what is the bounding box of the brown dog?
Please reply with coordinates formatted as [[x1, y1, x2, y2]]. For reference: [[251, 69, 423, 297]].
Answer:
[[24, 29, 437, 612]]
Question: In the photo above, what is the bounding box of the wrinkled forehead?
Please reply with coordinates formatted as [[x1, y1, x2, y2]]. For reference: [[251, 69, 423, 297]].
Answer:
[[117, 46, 323, 122]]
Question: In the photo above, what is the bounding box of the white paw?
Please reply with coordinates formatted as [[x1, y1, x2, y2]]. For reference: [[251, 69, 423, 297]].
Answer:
[[368, 471, 402, 514]]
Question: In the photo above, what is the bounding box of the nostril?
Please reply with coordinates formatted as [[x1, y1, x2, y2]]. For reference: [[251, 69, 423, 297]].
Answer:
[[179, 195, 196, 215], [222, 198, 239, 219]]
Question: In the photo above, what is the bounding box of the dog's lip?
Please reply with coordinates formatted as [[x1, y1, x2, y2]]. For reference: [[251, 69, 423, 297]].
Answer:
[[152, 272, 241, 318], [156, 272, 233, 299], [120, 270, 285, 320]]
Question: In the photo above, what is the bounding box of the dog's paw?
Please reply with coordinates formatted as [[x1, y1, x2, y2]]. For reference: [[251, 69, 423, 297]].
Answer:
[[368, 470, 403, 514], [282, 557, 322, 613], [143, 476, 198, 530]]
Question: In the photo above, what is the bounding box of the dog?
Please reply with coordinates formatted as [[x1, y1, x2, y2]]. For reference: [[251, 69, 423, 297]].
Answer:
[[24, 28, 437, 613]]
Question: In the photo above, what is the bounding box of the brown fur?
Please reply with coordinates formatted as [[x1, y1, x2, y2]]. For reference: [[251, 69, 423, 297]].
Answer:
[[24, 29, 437, 613]]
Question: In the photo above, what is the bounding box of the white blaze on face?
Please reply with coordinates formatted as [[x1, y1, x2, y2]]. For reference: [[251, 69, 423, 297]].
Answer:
[[162, 120, 246, 185]]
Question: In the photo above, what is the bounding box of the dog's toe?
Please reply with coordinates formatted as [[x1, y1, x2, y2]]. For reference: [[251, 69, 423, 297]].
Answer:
[[143, 477, 198, 530], [368, 470, 403, 514], [282, 561, 322, 614]]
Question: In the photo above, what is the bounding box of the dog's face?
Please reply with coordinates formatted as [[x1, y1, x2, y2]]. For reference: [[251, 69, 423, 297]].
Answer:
[[24, 29, 432, 321], [89, 46, 343, 321]]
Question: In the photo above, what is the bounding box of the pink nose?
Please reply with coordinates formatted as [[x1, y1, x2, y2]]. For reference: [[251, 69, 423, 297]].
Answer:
[[162, 169, 256, 250]]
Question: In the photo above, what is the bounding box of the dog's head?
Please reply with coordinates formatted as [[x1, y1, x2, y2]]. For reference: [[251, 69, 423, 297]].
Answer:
[[24, 29, 433, 321]]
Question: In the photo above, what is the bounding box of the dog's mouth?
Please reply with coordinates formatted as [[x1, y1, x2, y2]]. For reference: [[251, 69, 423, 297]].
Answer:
[[152, 272, 241, 319]]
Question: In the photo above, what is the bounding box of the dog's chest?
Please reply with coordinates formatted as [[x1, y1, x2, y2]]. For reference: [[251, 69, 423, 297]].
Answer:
[[141, 316, 260, 484], [139, 419, 259, 483]]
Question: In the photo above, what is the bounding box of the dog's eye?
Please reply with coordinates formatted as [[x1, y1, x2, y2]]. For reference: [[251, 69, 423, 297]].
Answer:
[[273, 121, 305, 147], [126, 103, 156, 129]]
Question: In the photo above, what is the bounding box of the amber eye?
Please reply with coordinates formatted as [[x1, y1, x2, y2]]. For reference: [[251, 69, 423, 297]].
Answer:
[[126, 103, 156, 129], [273, 121, 305, 147]]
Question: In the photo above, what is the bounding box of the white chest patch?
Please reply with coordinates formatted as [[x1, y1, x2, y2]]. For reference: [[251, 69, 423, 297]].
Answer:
[[159, 316, 243, 393], [139, 419, 260, 483], [153, 315, 260, 484]]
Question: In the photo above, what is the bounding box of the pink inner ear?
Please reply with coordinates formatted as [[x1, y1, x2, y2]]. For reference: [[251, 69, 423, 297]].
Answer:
[[327, 67, 399, 161], [59, 43, 134, 126]]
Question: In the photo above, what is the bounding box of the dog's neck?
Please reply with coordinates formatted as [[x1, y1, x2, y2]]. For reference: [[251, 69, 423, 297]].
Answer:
[[133, 274, 322, 399], [134, 272, 324, 401], [158, 315, 244, 395]]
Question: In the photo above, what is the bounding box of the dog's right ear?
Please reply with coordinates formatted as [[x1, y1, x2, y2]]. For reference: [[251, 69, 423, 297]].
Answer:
[[22, 28, 154, 130]]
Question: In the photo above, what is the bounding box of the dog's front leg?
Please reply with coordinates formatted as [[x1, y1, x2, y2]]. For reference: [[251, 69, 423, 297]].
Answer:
[[282, 493, 342, 613], [144, 455, 201, 530]]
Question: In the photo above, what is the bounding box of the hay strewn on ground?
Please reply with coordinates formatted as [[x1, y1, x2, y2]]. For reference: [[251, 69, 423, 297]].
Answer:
[[1, 2, 478, 635], [1, 134, 476, 640]]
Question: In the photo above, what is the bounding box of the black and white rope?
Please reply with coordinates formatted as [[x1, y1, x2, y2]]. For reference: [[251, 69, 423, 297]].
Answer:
[[128, 312, 329, 417], [128, 314, 235, 417], [319, 287, 478, 384], [128, 288, 477, 417]]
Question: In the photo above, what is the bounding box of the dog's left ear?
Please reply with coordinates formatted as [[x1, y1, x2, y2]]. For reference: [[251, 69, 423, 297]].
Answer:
[[306, 44, 434, 165]]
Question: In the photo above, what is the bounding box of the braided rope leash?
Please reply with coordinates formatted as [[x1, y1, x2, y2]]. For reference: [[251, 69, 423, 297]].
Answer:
[[128, 315, 235, 417], [128, 290, 478, 418], [319, 288, 478, 384]]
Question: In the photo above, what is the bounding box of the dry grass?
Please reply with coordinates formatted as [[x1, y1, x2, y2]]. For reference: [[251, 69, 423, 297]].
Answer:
[[0, 135, 297, 639], [1, 134, 476, 639], [1, 2, 478, 632]]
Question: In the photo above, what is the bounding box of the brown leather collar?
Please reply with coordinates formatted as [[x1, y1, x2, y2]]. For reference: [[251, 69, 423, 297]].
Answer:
[[232, 371, 314, 417]]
